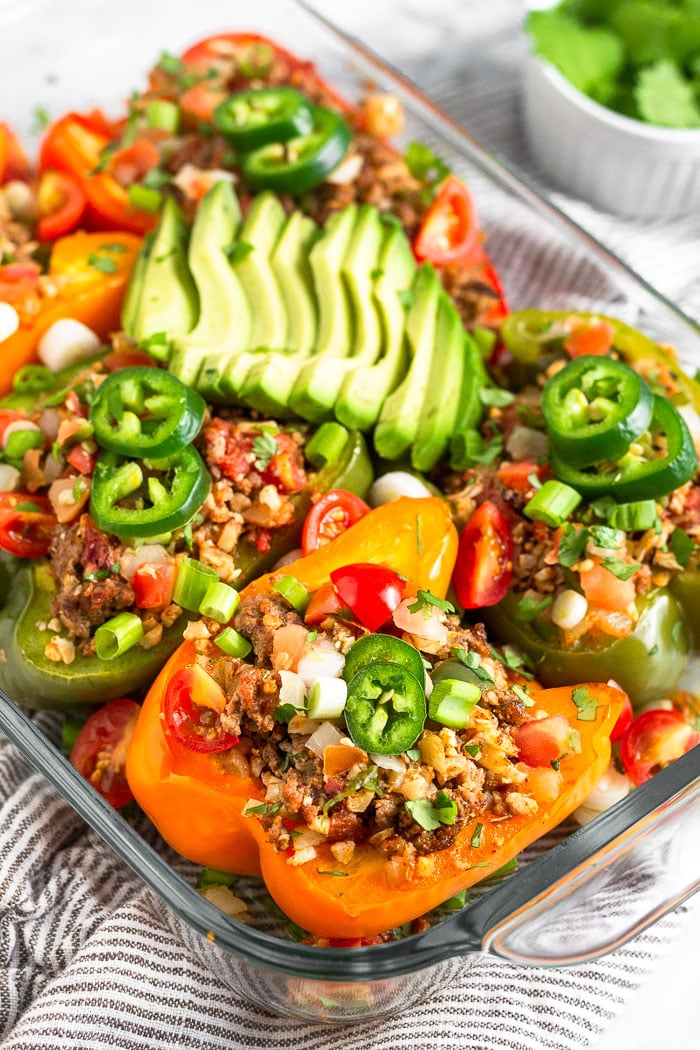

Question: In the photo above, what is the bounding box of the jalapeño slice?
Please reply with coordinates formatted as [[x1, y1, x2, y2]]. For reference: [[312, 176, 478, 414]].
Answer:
[[542, 356, 653, 469], [342, 633, 425, 686], [214, 87, 314, 150], [90, 447, 211, 538], [345, 661, 426, 755], [90, 367, 206, 459], [550, 394, 698, 502], [241, 105, 352, 195]]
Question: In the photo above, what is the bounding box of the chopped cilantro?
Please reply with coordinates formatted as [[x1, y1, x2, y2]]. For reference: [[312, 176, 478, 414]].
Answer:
[[671, 527, 696, 568], [479, 386, 515, 408], [512, 683, 535, 708], [273, 703, 303, 724], [87, 252, 118, 275], [323, 767, 383, 817], [464, 744, 481, 759], [98, 242, 127, 254], [415, 514, 424, 555], [557, 523, 589, 568], [31, 105, 50, 134], [408, 589, 455, 617], [316, 869, 349, 877], [13, 501, 42, 513], [636, 59, 700, 128], [514, 594, 553, 623], [158, 51, 184, 76], [601, 557, 639, 581], [572, 685, 598, 722], [589, 524, 620, 549], [451, 647, 494, 684], [244, 801, 281, 818], [403, 140, 450, 185], [470, 821, 484, 848], [406, 748, 421, 762], [252, 430, 278, 471], [196, 868, 237, 891], [489, 643, 534, 680], [405, 791, 457, 830]]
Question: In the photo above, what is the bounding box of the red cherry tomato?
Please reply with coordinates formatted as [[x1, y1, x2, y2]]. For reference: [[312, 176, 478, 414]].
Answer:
[[0, 491, 57, 559], [69, 698, 140, 808], [452, 500, 514, 610], [66, 445, 98, 475], [620, 709, 698, 787], [563, 319, 615, 359], [36, 169, 87, 242], [329, 563, 405, 632], [132, 562, 177, 609], [0, 121, 30, 183], [301, 489, 371, 555], [304, 580, 351, 625], [610, 693, 634, 744], [162, 665, 240, 754], [513, 715, 572, 767], [413, 175, 480, 267]]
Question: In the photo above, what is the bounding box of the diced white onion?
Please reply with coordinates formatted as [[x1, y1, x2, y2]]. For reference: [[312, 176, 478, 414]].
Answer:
[[297, 644, 345, 689], [325, 152, 363, 185], [3, 180, 36, 219], [369, 471, 432, 507], [278, 669, 307, 709], [424, 670, 433, 698], [306, 720, 344, 757], [369, 752, 406, 773], [119, 544, 170, 580], [393, 598, 449, 645], [37, 319, 101, 372], [0, 464, 20, 492], [272, 547, 303, 570], [1, 419, 42, 451], [551, 589, 588, 630], [0, 302, 20, 343], [292, 828, 325, 851], [504, 425, 549, 462], [308, 678, 347, 720], [38, 408, 60, 440], [172, 164, 237, 200], [573, 761, 632, 825]]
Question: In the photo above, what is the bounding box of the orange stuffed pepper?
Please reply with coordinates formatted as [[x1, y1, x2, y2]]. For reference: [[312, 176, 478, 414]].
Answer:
[[126, 496, 624, 939]]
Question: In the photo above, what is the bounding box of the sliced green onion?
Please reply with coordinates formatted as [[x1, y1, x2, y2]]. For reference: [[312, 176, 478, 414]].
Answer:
[[199, 581, 241, 624], [127, 184, 163, 213], [145, 99, 180, 133], [173, 557, 218, 611], [441, 888, 469, 910], [428, 678, 481, 729], [4, 429, 44, 458], [195, 867, 237, 891], [307, 678, 347, 720], [304, 421, 349, 469], [215, 627, 252, 658], [523, 480, 582, 527], [273, 574, 310, 614], [609, 499, 658, 532], [94, 612, 144, 660]]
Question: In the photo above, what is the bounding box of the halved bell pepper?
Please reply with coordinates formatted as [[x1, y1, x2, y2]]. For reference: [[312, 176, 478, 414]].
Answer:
[[39, 112, 158, 235], [126, 497, 623, 938], [484, 587, 690, 709], [0, 230, 141, 396]]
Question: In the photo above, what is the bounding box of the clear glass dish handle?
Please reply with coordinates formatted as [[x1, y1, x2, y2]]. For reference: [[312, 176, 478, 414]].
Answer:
[[418, 747, 700, 966]]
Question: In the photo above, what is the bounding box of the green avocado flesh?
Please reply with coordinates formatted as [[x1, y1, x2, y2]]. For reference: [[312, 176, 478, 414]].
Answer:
[[122, 183, 488, 470]]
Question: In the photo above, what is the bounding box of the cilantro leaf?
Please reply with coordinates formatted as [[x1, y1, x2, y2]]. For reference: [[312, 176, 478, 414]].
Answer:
[[526, 9, 624, 101], [514, 594, 553, 623], [601, 557, 639, 581], [403, 141, 451, 185], [670, 527, 696, 568], [557, 523, 589, 568], [405, 791, 457, 830], [635, 59, 700, 128], [252, 430, 278, 471], [572, 685, 598, 722], [407, 590, 455, 617]]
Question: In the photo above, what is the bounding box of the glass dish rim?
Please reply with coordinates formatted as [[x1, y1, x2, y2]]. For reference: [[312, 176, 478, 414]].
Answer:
[[0, 0, 698, 984]]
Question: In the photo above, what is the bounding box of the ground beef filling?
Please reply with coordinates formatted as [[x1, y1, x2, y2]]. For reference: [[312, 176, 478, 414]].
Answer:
[[196, 600, 531, 862]]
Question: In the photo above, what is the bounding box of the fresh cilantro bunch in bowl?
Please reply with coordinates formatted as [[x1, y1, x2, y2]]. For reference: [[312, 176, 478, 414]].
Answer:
[[523, 0, 700, 218]]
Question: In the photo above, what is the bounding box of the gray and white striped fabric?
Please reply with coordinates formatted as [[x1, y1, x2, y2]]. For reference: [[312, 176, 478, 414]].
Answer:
[[1, 1, 698, 1047]]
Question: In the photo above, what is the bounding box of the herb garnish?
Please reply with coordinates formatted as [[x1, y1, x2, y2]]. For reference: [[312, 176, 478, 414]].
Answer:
[[572, 685, 598, 722], [405, 791, 457, 831]]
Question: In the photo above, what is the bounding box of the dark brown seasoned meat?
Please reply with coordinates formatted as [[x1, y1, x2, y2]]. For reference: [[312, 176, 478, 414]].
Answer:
[[234, 590, 304, 664], [212, 657, 282, 735]]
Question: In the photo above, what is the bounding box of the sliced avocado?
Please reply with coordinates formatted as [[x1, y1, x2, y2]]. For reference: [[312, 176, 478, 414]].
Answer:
[[169, 181, 250, 390], [288, 205, 358, 422], [410, 296, 465, 471], [122, 199, 198, 360], [335, 221, 416, 430], [373, 262, 442, 460]]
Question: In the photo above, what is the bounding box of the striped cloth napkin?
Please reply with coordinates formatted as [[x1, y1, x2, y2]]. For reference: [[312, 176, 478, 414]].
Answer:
[[0, 1, 697, 1048]]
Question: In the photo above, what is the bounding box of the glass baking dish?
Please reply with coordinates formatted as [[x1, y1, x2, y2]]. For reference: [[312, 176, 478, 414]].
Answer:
[[0, 0, 699, 1024]]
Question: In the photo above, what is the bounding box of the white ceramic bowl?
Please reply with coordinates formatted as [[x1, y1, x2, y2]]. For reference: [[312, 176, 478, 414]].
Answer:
[[523, 52, 700, 220]]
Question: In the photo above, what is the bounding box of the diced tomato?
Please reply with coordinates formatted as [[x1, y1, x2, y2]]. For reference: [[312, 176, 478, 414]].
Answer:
[[301, 489, 370, 555], [69, 698, 140, 808], [579, 561, 636, 613], [36, 169, 87, 242], [304, 580, 350, 625], [105, 138, 161, 188], [329, 563, 405, 632], [619, 708, 699, 787], [497, 460, 549, 495], [0, 491, 57, 558], [162, 664, 240, 753], [66, 445, 98, 475], [132, 562, 177, 609], [452, 500, 514, 609], [262, 432, 307, 493], [563, 318, 615, 358], [179, 82, 229, 123], [102, 350, 158, 372], [514, 715, 573, 767], [413, 175, 480, 267]]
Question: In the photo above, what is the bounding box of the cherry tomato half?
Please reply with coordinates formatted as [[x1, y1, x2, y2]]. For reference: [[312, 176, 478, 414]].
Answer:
[[0, 491, 57, 559], [619, 708, 699, 787], [513, 715, 572, 768], [413, 175, 480, 267], [610, 693, 634, 744], [36, 169, 87, 242], [329, 562, 405, 632], [69, 698, 140, 808], [301, 489, 371, 555], [452, 500, 514, 610], [162, 664, 240, 754], [0, 121, 30, 184], [304, 580, 351, 625]]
